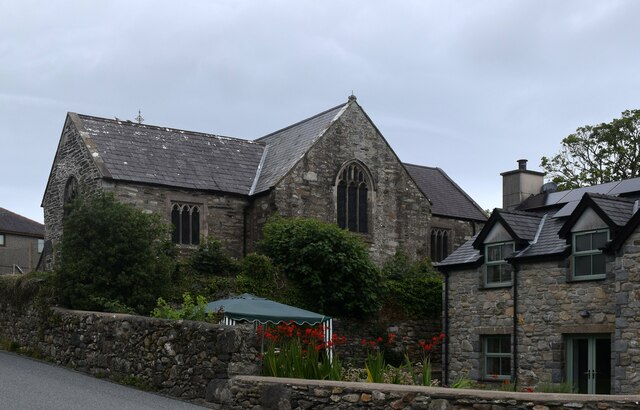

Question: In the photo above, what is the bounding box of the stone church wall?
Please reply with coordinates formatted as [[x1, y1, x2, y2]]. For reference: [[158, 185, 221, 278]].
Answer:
[[107, 181, 250, 259], [42, 117, 105, 268], [271, 104, 431, 264]]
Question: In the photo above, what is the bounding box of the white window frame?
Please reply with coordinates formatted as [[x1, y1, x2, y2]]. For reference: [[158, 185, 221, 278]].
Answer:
[[0, 233, 5, 246], [37, 239, 45, 253], [571, 229, 608, 280], [483, 241, 514, 287]]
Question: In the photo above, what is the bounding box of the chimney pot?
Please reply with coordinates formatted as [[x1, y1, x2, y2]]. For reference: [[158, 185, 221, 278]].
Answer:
[[518, 159, 528, 170]]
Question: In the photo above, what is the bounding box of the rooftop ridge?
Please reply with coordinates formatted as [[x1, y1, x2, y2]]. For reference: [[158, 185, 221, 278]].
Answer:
[[76, 113, 263, 146], [255, 102, 348, 141]]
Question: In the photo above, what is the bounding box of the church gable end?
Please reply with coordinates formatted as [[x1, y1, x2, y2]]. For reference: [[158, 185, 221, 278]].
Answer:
[[269, 100, 432, 263]]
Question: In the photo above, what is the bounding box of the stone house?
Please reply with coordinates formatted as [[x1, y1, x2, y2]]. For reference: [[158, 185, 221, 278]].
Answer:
[[438, 159, 640, 394], [0, 207, 45, 274], [41, 96, 486, 268]]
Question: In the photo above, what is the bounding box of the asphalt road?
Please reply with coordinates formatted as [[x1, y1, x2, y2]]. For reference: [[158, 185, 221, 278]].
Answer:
[[0, 351, 207, 410]]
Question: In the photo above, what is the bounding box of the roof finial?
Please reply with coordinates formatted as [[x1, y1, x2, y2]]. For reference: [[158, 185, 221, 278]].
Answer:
[[348, 92, 357, 102], [135, 110, 144, 124]]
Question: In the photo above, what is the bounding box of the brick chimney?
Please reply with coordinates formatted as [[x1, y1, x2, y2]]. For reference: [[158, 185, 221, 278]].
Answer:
[[500, 159, 545, 210]]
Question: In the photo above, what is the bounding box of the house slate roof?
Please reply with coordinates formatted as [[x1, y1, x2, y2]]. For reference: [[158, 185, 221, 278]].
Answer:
[[439, 190, 640, 269], [66, 100, 484, 221], [404, 164, 487, 222], [434, 234, 481, 267], [0, 208, 44, 237]]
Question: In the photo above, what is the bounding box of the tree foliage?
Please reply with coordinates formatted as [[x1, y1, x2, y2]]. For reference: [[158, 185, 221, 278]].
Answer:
[[541, 109, 640, 190], [56, 193, 174, 314], [260, 216, 381, 318], [380, 250, 442, 317]]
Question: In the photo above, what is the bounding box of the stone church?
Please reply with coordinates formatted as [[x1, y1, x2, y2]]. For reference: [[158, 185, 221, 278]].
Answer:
[[41, 96, 486, 267]]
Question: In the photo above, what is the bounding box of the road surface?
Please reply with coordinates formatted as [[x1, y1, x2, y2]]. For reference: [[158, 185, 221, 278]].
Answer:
[[0, 351, 208, 409]]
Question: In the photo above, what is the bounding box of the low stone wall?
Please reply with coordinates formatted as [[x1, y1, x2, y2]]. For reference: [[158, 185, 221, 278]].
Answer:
[[0, 303, 260, 402], [220, 375, 640, 409]]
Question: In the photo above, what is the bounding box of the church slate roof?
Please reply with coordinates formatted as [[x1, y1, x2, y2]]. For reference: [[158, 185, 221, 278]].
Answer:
[[76, 114, 265, 195], [404, 164, 487, 222], [0, 208, 44, 237], [253, 103, 348, 194], [67, 100, 485, 223]]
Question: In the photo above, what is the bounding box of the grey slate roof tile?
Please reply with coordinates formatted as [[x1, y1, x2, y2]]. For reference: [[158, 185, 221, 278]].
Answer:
[[513, 216, 568, 259], [77, 115, 265, 195], [404, 164, 487, 222], [589, 194, 636, 227], [436, 234, 482, 267], [498, 210, 542, 241], [0, 208, 44, 237], [252, 103, 347, 194]]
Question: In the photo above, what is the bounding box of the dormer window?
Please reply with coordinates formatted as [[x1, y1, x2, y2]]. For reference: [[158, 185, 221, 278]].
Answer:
[[484, 241, 514, 287], [572, 229, 608, 280]]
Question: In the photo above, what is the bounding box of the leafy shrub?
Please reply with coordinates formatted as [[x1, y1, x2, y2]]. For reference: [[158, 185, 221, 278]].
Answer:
[[56, 193, 174, 314], [260, 216, 381, 318], [151, 292, 218, 322], [236, 253, 304, 306], [380, 250, 442, 317], [189, 237, 239, 276]]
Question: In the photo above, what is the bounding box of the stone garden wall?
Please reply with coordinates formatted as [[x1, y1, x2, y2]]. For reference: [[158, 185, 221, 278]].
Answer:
[[216, 375, 640, 409], [0, 302, 260, 403]]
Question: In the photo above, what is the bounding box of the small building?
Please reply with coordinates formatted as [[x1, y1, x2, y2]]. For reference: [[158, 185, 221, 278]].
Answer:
[[0, 208, 45, 274], [438, 159, 640, 394], [41, 96, 486, 268]]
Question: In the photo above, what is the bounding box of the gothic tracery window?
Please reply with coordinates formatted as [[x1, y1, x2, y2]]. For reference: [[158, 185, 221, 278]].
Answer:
[[430, 228, 450, 262], [171, 203, 200, 245], [336, 163, 370, 233]]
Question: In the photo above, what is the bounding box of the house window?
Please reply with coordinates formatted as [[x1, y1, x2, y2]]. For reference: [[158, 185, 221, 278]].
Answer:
[[336, 163, 370, 233], [484, 241, 514, 286], [483, 335, 511, 380], [431, 229, 450, 262], [572, 230, 608, 279], [0, 233, 4, 246], [171, 203, 201, 245], [37, 239, 44, 253]]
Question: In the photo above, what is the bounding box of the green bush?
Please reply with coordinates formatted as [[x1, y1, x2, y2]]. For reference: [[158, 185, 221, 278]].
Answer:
[[236, 253, 304, 305], [151, 292, 218, 322], [381, 251, 442, 317], [260, 216, 381, 318], [56, 193, 174, 314], [189, 237, 239, 276]]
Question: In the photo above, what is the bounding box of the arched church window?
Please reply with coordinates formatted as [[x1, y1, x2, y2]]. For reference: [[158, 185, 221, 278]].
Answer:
[[336, 163, 370, 233], [430, 228, 450, 262], [171, 203, 200, 245], [63, 176, 78, 217]]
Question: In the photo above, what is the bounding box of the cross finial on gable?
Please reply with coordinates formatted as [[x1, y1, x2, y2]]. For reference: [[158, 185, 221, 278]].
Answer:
[[135, 110, 144, 124]]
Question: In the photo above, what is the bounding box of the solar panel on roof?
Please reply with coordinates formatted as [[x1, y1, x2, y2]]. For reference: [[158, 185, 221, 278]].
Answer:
[[608, 177, 640, 196], [552, 201, 579, 218], [558, 181, 619, 203]]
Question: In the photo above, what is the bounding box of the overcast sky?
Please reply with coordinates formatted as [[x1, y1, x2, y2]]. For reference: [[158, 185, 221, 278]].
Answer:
[[2, 0, 639, 224]]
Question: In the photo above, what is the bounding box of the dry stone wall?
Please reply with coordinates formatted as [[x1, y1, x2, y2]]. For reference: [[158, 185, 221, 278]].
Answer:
[[218, 375, 640, 409], [0, 303, 260, 402]]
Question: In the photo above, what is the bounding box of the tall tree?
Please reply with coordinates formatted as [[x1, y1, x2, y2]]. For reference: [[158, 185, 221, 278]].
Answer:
[[541, 109, 640, 190]]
